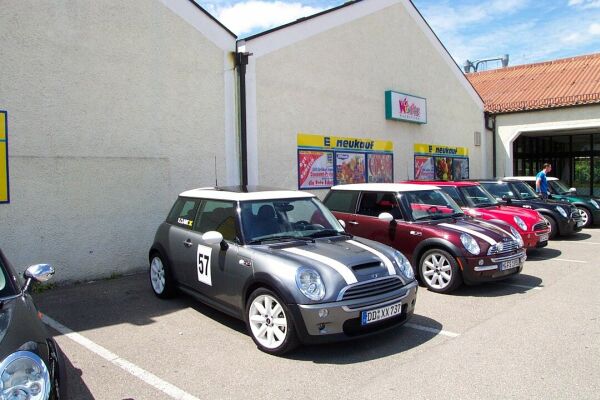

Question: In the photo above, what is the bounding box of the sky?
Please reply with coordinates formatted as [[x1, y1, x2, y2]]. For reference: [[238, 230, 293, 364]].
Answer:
[[197, 0, 600, 68]]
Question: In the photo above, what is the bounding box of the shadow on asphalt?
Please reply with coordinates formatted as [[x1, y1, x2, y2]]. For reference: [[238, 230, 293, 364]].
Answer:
[[553, 232, 592, 241], [526, 247, 562, 260], [61, 350, 94, 400], [447, 273, 543, 298], [286, 314, 443, 364]]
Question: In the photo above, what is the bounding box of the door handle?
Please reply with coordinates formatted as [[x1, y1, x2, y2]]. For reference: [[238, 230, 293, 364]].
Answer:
[[183, 239, 193, 248], [347, 221, 359, 225]]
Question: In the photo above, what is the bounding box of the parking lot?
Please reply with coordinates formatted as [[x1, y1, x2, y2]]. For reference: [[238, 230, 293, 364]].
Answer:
[[35, 227, 600, 400]]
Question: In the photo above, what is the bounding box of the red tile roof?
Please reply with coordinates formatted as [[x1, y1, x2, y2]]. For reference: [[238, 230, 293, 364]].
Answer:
[[466, 53, 600, 114]]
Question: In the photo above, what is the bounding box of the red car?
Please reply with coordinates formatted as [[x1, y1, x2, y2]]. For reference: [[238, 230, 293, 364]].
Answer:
[[323, 184, 527, 293], [403, 181, 550, 249]]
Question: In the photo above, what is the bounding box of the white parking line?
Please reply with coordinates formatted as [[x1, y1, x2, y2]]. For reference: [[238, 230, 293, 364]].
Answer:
[[562, 241, 600, 245], [404, 323, 460, 338], [42, 314, 200, 400], [528, 258, 588, 264]]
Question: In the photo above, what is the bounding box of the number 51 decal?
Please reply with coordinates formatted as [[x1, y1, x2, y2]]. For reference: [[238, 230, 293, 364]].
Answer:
[[197, 245, 212, 286]]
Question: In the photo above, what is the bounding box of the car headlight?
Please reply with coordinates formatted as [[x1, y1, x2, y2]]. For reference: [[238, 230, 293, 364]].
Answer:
[[509, 226, 524, 247], [295, 268, 325, 301], [393, 250, 414, 280], [513, 216, 527, 231], [555, 206, 568, 218], [460, 233, 480, 255], [0, 351, 50, 400], [591, 199, 599, 209]]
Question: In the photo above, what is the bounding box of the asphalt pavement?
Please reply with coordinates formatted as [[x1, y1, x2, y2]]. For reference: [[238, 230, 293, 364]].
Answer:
[[34, 227, 600, 399]]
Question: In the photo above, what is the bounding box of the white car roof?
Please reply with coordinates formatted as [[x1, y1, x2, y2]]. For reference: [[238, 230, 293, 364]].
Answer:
[[331, 183, 440, 192], [510, 176, 558, 181], [179, 186, 315, 201]]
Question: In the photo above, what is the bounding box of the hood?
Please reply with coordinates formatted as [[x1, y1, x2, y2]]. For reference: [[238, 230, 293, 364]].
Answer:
[[254, 237, 403, 287], [429, 217, 517, 248], [0, 295, 49, 361]]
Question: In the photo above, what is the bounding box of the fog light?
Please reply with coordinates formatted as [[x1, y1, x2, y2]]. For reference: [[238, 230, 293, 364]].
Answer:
[[478, 259, 484, 266], [318, 309, 329, 318]]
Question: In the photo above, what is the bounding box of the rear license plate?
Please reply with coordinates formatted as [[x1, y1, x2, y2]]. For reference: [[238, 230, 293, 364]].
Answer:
[[576, 221, 584, 227], [500, 258, 520, 271], [538, 233, 549, 242], [361, 302, 403, 325]]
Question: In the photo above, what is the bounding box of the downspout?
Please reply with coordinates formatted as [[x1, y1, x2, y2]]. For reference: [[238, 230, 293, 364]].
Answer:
[[235, 50, 251, 186], [486, 113, 497, 178]]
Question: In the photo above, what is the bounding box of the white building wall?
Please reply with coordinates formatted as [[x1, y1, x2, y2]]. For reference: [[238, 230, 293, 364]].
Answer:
[[0, 0, 237, 281], [495, 104, 600, 176], [244, 0, 484, 194]]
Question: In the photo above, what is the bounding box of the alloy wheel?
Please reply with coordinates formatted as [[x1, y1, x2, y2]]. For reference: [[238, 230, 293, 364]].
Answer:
[[248, 294, 288, 349], [422, 253, 452, 290], [578, 208, 589, 226], [150, 256, 166, 294]]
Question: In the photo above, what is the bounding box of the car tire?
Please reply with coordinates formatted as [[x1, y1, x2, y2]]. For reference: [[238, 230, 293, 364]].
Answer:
[[149, 253, 176, 299], [577, 207, 591, 228], [419, 249, 462, 293], [246, 288, 299, 355], [543, 215, 558, 239]]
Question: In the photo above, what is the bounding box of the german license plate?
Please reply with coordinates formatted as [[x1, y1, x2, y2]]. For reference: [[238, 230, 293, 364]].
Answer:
[[500, 258, 520, 271], [361, 302, 403, 325], [538, 233, 549, 242]]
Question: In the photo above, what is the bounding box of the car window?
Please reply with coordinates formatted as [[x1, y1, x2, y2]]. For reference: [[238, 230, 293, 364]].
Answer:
[[0, 255, 16, 298], [511, 181, 539, 200], [323, 191, 358, 213], [404, 190, 463, 220], [195, 200, 237, 242], [166, 197, 201, 229], [460, 185, 498, 207], [481, 183, 515, 199], [439, 186, 465, 207], [357, 192, 403, 219]]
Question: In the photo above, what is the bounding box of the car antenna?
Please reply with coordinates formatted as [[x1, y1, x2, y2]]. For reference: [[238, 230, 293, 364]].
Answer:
[[214, 156, 218, 188]]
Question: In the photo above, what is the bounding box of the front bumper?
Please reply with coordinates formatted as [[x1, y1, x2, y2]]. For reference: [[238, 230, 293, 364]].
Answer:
[[460, 250, 526, 285], [290, 280, 418, 344], [557, 217, 583, 235], [523, 230, 550, 249]]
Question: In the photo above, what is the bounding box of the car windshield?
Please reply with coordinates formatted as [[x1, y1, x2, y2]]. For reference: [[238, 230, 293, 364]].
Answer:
[[0, 255, 17, 298], [511, 181, 539, 200], [481, 182, 516, 200], [239, 197, 346, 244], [404, 190, 464, 221], [459, 185, 499, 207], [549, 180, 571, 195]]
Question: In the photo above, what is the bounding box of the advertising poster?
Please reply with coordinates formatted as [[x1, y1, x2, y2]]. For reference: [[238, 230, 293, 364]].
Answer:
[[0, 111, 8, 203], [414, 156, 435, 180], [452, 158, 469, 180], [297, 150, 334, 189], [435, 157, 454, 180], [336, 152, 366, 184], [368, 153, 394, 183], [297, 134, 393, 189]]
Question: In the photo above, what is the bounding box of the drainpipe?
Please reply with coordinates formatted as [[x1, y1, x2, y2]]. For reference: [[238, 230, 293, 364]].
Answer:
[[486, 113, 497, 177], [235, 50, 251, 186]]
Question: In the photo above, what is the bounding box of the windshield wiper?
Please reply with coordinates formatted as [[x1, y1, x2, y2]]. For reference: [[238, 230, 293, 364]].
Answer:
[[308, 230, 352, 238]]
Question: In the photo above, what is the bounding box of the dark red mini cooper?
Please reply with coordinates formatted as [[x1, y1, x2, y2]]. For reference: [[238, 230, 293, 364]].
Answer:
[[324, 184, 526, 293]]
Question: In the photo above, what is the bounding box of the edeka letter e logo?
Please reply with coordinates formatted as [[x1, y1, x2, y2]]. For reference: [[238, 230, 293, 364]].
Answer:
[[324, 137, 330, 147], [428, 145, 432, 153]]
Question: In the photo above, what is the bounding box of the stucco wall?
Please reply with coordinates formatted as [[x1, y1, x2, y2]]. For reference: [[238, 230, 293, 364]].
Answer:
[[495, 104, 600, 176], [246, 1, 484, 195], [0, 0, 236, 281]]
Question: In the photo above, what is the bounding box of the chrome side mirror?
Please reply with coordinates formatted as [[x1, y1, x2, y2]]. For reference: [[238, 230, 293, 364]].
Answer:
[[23, 264, 54, 292]]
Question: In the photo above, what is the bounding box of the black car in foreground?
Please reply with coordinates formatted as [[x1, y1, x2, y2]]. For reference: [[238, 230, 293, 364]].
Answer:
[[478, 179, 583, 239], [0, 249, 66, 399]]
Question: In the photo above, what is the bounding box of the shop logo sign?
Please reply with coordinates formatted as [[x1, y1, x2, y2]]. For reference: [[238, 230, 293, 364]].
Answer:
[[385, 90, 427, 124]]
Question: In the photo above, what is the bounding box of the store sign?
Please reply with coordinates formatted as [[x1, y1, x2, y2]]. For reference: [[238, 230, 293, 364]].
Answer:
[[385, 90, 427, 124], [0, 111, 8, 204], [297, 133, 393, 189], [414, 143, 469, 181]]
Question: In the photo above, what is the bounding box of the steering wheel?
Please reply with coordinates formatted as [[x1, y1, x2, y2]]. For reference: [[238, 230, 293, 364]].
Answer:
[[428, 206, 440, 214], [293, 220, 312, 230]]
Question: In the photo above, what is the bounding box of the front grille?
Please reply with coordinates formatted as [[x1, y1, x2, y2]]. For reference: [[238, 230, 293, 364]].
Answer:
[[533, 221, 548, 231], [339, 276, 405, 301], [488, 240, 520, 255], [569, 205, 581, 220]]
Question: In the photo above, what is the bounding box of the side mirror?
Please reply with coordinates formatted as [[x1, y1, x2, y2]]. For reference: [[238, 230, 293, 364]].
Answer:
[[378, 212, 395, 223], [23, 264, 54, 292], [569, 187, 576, 193], [501, 195, 512, 204], [338, 219, 346, 229], [202, 231, 228, 250]]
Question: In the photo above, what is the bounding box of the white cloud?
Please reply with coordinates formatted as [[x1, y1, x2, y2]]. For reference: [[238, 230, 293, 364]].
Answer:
[[562, 32, 583, 44], [567, 0, 600, 8], [216, 1, 324, 35], [590, 23, 600, 34]]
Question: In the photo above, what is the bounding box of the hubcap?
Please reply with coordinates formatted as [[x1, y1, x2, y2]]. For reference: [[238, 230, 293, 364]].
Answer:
[[543, 217, 552, 234], [249, 295, 287, 349], [578, 208, 589, 226], [422, 253, 452, 289], [150, 257, 165, 294]]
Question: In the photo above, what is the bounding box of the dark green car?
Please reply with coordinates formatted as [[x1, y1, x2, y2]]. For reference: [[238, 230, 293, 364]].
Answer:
[[511, 176, 600, 227]]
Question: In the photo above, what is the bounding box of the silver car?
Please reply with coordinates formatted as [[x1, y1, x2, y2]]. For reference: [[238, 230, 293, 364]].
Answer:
[[149, 186, 417, 355]]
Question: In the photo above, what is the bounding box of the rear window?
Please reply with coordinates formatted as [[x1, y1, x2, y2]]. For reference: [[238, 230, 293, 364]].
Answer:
[[166, 197, 201, 229], [323, 191, 358, 213]]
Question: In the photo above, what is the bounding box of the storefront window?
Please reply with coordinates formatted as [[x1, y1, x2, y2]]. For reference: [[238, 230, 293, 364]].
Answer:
[[572, 134, 591, 152]]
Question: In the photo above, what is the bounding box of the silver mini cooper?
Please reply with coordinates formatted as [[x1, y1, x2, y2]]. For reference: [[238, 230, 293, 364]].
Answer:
[[149, 186, 417, 355]]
